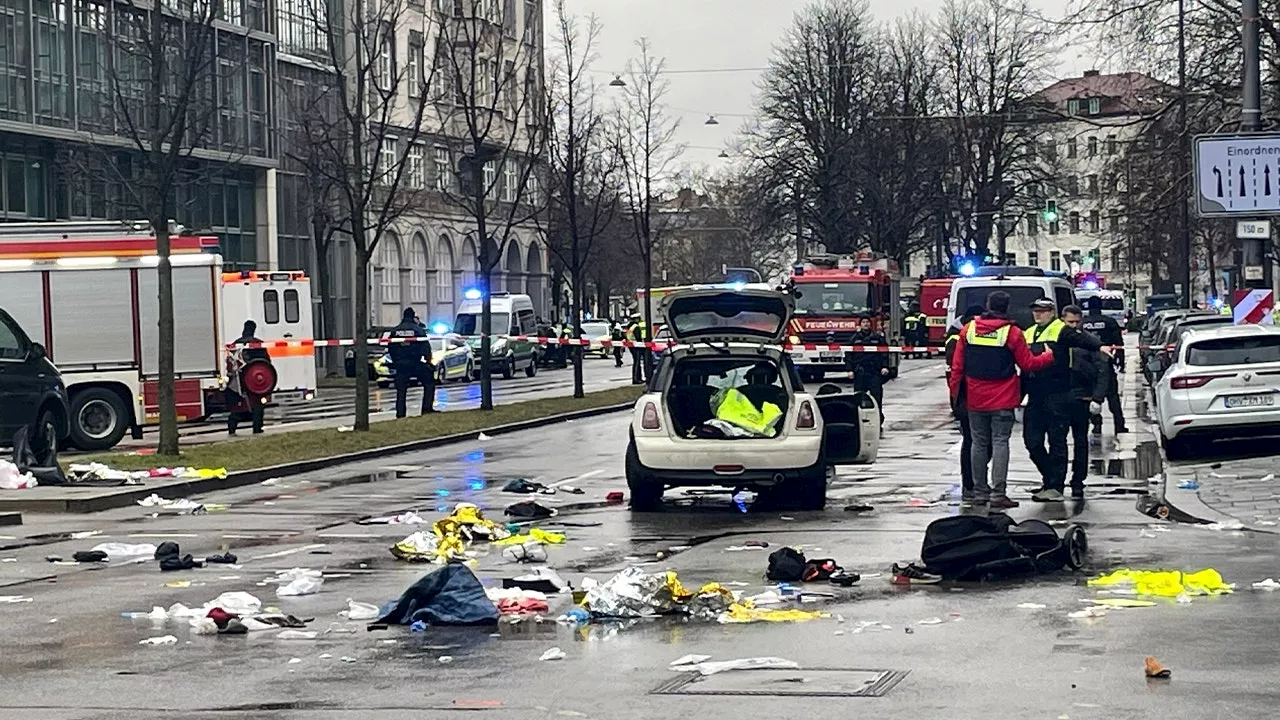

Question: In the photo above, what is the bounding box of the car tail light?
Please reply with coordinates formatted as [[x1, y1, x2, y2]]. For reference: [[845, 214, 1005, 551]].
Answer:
[[641, 401, 661, 430], [713, 465, 744, 474], [1170, 373, 1235, 389], [797, 400, 816, 429]]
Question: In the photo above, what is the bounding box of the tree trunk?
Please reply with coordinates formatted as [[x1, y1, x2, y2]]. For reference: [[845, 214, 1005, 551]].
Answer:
[[642, 238, 654, 378], [595, 282, 608, 322], [155, 218, 178, 455], [312, 217, 338, 377], [353, 233, 372, 432]]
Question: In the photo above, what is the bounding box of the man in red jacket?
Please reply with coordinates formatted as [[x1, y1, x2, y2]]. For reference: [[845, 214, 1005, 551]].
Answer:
[[948, 291, 1057, 512]]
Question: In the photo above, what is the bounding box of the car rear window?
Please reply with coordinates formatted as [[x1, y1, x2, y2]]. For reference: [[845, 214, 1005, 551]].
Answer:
[[1187, 335, 1280, 366], [1172, 319, 1233, 343]]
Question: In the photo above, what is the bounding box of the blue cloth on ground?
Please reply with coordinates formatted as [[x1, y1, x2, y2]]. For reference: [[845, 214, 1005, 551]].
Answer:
[[376, 564, 499, 626]]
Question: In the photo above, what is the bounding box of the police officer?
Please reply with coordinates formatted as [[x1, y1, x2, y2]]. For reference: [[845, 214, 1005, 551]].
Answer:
[[847, 315, 888, 434], [1061, 305, 1109, 499], [626, 315, 647, 384], [227, 320, 271, 435], [1023, 298, 1108, 503], [386, 307, 435, 418], [903, 305, 921, 357], [945, 304, 985, 504], [1081, 295, 1128, 434], [610, 319, 625, 367]]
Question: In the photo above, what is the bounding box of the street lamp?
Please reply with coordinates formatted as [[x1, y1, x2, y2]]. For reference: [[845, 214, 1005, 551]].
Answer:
[[717, 150, 729, 159], [705, 115, 719, 125], [609, 74, 626, 88]]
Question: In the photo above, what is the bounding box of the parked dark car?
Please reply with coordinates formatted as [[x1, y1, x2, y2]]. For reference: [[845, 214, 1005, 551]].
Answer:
[[0, 308, 71, 452], [344, 326, 394, 378]]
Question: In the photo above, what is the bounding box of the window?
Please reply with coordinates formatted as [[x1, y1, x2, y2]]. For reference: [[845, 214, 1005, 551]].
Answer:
[[1088, 210, 1100, 233], [380, 139, 398, 185], [1069, 212, 1081, 234], [1026, 212, 1039, 236], [504, 61, 516, 116], [1188, 336, 1280, 366], [409, 237, 428, 304], [434, 146, 452, 191], [503, 0, 515, 36], [1066, 138, 1077, 158], [1050, 251, 1061, 271], [1049, 219, 1059, 236], [378, 35, 394, 91], [379, 238, 401, 303], [1004, 252, 1017, 265], [434, 50, 453, 102], [1086, 174, 1098, 196], [1087, 136, 1098, 157], [1088, 97, 1101, 115], [407, 35, 423, 98], [503, 161, 518, 202], [1067, 99, 1080, 116], [1042, 140, 1057, 160], [408, 144, 425, 189], [1065, 176, 1079, 196], [284, 289, 300, 323], [1110, 215, 1120, 232], [523, 0, 537, 43], [477, 59, 492, 101], [517, 308, 536, 334], [1106, 135, 1117, 156], [483, 160, 496, 190], [1055, 286, 1074, 312], [263, 289, 280, 324], [0, 315, 25, 360], [1027, 251, 1039, 267], [1026, 141, 1038, 160], [1110, 247, 1121, 272]]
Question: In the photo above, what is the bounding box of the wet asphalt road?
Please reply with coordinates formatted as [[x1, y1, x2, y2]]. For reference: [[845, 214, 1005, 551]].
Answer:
[[99, 358, 634, 451], [5, 358, 1280, 719]]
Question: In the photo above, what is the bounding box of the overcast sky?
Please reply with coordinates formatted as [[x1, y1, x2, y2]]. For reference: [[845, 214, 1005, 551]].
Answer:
[[561, 0, 1094, 173]]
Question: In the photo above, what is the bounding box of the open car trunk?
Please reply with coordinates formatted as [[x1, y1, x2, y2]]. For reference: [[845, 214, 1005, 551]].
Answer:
[[664, 354, 791, 439]]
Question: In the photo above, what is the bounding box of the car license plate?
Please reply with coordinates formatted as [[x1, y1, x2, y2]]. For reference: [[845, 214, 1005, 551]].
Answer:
[[820, 352, 844, 361], [1225, 393, 1275, 409]]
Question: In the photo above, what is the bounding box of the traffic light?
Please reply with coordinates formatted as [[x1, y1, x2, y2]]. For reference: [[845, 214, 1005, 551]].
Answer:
[[1042, 199, 1059, 224]]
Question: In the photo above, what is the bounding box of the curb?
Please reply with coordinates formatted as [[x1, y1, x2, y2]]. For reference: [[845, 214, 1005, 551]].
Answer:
[[1, 401, 634, 515]]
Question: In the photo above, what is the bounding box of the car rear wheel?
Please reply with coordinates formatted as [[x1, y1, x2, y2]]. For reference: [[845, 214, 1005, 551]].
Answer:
[[69, 387, 129, 451], [437, 364, 448, 385], [625, 442, 663, 511], [35, 407, 60, 456], [525, 356, 537, 377], [464, 361, 474, 382]]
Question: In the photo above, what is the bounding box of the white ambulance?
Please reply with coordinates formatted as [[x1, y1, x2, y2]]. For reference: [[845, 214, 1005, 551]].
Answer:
[[219, 270, 317, 401]]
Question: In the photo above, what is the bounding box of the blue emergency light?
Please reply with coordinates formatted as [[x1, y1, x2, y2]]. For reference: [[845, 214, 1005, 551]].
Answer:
[[431, 322, 450, 334], [463, 288, 482, 300], [959, 261, 976, 276]]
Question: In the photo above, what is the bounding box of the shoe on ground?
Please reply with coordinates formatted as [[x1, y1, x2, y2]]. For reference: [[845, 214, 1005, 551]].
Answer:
[[891, 562, 941, 584], [1070, 486, 1085, 500], [989, 496, 1020, 510], [1116, 426, 1130, 434], [1032, 488, 1065, 503], [1090, 425, 1102, 435]]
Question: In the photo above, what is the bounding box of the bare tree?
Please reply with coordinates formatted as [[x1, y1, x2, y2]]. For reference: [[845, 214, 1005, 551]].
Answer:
[[613, 38, 682, 349], [100, 0, 227, 454], [935, 0, 1059, 260], [292, 0, 438, 430], [434, 0, 547, 410], [540, 2, 621, 398]]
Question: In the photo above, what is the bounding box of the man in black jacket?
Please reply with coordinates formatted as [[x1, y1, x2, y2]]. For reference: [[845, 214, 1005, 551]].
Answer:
[[1081, 296, 1128, 434], [847, 315, 888, 434], [385, 308, 435, 418], [1062, 305, 1109, 499], [1024, 299, 1111, 503], [227, 320, 271, 435]]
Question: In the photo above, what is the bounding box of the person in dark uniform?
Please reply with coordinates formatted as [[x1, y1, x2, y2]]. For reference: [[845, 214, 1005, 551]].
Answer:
[[227, 320, 270, 435], [610, 319, 625, 367], [945, 305, 984, 507], [626, 316, 647, 384], [1080, 295, 1129, 434], [1023, 298, 1109, 503], [847, 315, 888, 434], [1061, 305, 1109, 499], [385, 308, 435, 418]]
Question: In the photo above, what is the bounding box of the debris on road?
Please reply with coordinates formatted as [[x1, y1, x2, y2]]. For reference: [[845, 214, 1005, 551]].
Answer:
[[487, 587, 550, 615], [0, 459, 37, 489], [504, 500, 556, 520], [501, 543, 548, 563], [155, 542, 204, 571], [1145, 656, 1172, 678], [669, 654, 711, 667], [1252, 578, 1280, 590], [1016, 603, 1047, 609], [360, 511, 430, 525], [0, 595, 33, 603], [539, 647, 566, 661], [274, 568, 325, 597], [377, 564, 499, 627], [1088, 568, 1234, 597], [277, 630, 319, 640], [493, 528, 566, 547], [717, 604, 827, 624], [72, 550, 108, 562], [139, 635, 178, 646], [583, 568, 733, 619], [504, 568, 569, 594], [1177, 480, 1200, 490], [91, 543, 158, 559], [1067, 607, 1108, 620], [671, 656, 800, 676], [340, 599, 380, 620], [503, 478, 549, 494]]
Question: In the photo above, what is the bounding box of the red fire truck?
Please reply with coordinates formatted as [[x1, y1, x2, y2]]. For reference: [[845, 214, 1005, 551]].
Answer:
[[920, 277, 955, 345], [786, 252, 903, 381]]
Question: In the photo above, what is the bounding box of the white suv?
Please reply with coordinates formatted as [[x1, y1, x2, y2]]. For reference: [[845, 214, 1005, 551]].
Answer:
[[625, 287, 880, 511], [1154, 324, 1280, 460]]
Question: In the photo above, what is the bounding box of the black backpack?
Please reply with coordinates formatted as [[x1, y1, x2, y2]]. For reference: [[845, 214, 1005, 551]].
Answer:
[[766, 547, 807, 582]]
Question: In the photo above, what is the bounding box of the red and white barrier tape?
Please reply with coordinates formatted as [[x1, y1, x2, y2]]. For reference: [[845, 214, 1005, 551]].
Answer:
[[229, 335, 946, 355]]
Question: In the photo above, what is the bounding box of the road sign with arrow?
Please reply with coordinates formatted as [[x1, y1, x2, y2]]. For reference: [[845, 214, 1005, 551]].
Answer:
[[1195, 133, 1280, 216]]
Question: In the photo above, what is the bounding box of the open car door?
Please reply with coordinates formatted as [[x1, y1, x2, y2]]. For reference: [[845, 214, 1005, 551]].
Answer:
[[816, 390, 879, 465]]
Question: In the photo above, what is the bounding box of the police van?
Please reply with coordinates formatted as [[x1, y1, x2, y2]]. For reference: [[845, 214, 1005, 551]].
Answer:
[[947, 267, 1076, 330], [453, 291, 539, 379], [1074, 289, 1126, 322]]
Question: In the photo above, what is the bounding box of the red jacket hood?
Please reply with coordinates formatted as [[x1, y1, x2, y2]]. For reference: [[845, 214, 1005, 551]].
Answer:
[[968, 315, 1016, 334]]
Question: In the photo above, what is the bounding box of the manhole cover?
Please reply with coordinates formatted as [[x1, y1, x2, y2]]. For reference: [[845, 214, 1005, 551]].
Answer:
[[652, 668, 909, 697]]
